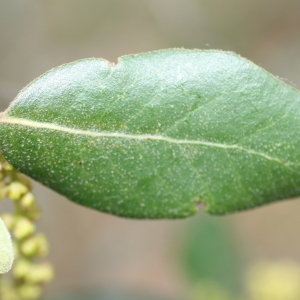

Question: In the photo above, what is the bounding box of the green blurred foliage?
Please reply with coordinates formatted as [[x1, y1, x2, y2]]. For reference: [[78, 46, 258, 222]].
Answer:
[[182, 214, 242, 294]]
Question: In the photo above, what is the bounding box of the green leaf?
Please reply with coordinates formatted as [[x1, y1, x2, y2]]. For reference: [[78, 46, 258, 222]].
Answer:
[[0, 49, 300, 219], [0, 217, 14, 274], [182, 215, 242, 294]]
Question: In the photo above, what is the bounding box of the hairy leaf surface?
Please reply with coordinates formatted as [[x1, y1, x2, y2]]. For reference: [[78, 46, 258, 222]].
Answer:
[[0, 217, 14, 274], [0, 49, 300, 218]]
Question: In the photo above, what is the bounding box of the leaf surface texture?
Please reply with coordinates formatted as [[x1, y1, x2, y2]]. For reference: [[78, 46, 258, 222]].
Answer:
[[0, 217, 14, 274], [0, 49, 300, 218]]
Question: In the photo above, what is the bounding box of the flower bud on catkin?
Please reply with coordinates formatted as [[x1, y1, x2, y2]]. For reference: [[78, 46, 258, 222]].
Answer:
[[13, 217, 35, 240]]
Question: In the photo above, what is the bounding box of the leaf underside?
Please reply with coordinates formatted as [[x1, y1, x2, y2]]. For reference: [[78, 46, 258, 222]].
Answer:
[[0, 217, 14, 274], [0, 49, 300, 219]]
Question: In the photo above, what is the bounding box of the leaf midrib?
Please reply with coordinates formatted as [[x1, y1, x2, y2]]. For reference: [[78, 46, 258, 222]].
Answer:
[[0, 116, 293, 167]]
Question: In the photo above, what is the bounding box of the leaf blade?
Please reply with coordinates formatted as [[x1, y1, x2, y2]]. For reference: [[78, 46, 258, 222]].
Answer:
[[1, 49, 300, 218]]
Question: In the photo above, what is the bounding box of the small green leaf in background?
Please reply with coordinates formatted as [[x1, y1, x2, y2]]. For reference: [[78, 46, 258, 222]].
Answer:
[[182, 214, 242, 296], [0, 49, 300, 219], [0, 217, 14, 274]]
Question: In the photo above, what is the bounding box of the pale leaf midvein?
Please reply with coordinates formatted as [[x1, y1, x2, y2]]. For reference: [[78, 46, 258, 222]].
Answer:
[[0, 116, 296, 168]]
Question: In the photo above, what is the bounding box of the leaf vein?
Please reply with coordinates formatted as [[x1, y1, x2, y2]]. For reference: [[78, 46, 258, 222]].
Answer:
[[0, 116, 296, 168]]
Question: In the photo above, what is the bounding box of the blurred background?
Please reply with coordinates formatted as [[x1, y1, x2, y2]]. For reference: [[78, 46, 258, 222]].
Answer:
[[1, 0, 300, 299]]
